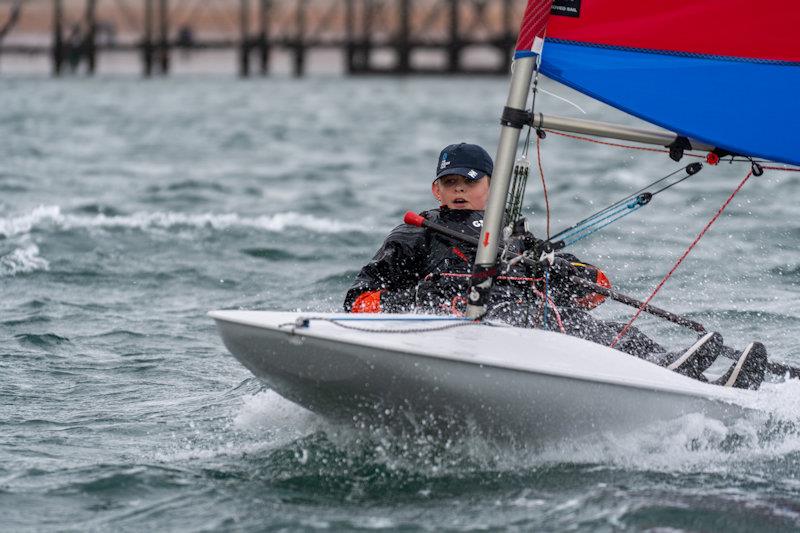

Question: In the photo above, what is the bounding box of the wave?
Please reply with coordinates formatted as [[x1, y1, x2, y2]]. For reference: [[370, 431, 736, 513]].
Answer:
[[233, 391, 321, 437], [72, 203, 127, 216], [14, 332, 71, 348], [0, 205, 369, 239], [2, 315, 52, 327], [195, 378, 800, 485], [522, 381, 800, 476], [0, 205, 60, 238], [771, 264, 800, 279], [157, 180, 230, 193], [241, 247, 330, 262], [315, 270, 361, 285], [0, 242, 49, 277], [149, 391, 322, 463]]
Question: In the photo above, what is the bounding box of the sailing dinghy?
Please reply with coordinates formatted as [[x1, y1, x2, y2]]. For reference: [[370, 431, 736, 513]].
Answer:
[[211, 0, 799, 442], [210, 310, 753, 438]]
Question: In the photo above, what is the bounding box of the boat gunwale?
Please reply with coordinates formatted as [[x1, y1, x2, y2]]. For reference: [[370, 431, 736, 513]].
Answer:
[[209, 310, 751, 406]]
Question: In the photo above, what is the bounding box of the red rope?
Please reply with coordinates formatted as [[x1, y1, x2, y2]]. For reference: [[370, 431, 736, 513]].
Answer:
[[536, 135, 551, 239], [609, 169, 754, 348], [545, 129, 706, 159], [536, 125, 799, 343], [545, 129, 800, 173], [532, 286, 566, 333], [438, 273, 564, 332], [762, 165, 800, 172], [450, 295, 467, 316]]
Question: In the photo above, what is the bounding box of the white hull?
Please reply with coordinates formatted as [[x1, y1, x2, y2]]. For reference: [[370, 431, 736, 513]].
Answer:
[[210, 310, 752, 442]]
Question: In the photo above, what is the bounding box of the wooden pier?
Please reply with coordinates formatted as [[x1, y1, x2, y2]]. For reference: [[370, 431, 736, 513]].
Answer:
[[0, 0, 526, 76]]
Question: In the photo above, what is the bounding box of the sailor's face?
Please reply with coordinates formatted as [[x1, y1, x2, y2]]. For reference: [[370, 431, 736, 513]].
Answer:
[[432, 174, 490, 210]]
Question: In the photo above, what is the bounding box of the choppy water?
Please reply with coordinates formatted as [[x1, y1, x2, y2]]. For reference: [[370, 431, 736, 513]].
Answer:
[[2, 74, 800, 531]]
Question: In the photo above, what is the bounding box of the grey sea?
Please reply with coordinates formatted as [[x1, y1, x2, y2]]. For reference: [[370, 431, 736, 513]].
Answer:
[[2, 74, 800, 532]]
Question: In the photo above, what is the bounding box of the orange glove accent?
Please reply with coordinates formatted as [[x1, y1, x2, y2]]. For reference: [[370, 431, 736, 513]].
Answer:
[[351, 290, 383, 313], [572, 263, 612, 310]]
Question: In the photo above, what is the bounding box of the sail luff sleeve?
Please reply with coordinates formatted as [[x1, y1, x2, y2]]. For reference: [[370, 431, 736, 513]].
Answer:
[[515, 0, 553, 58]]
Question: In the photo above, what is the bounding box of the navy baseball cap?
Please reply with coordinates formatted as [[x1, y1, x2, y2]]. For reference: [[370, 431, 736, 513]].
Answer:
[[435, 143, 493, 182]]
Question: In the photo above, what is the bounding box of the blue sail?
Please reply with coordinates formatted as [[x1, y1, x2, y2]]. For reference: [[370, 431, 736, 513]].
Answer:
[[538, 1, 800, 166]]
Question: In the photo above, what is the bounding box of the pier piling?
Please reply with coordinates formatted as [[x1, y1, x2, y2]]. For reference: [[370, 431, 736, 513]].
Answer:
[[85, 0, 97, 74], [447, 0, 461, 73], [397, 0, 410, 73], [359, 0, 374, 73], [344, 0, 355, 73], [142, 0, 153, 76], [157, 0, 169, 75], [52, 0, 63, 76], [293, 0, 306, 77], [258, 0, 271, 75], [240, 0, 250, 77]]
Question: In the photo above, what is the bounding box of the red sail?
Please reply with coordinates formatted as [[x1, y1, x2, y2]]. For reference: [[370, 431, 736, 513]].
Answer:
[[543, 1, 800, 62]]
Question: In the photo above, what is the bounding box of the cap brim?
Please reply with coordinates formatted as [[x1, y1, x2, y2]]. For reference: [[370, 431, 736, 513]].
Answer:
[[435, 167, 488, 181]]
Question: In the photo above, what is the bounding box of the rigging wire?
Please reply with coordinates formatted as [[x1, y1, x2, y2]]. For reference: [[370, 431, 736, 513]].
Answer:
[[537, 127, 798, 247], [505, 157, 529, 225], [505, 54, 543, 226], [762, 165, 800, 172], [525, 94, 799, 341], [535, 133, 551, 239], [553, 165, 695, 234], [552, 199, 648, 248], [545, 128, 800, 173], [609, 168, 755, 349], [520, 50, 554, 328], [607, 166, 698, 206], [548, 163, 703, 248], [545, 129, 705, 158], [506, 52, 549, 228], [537, 87, 586, 115]]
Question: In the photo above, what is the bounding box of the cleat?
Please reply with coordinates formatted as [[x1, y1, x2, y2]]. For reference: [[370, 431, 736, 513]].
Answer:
[[665, 331, 722, 378], [713, 342, 767, 390]]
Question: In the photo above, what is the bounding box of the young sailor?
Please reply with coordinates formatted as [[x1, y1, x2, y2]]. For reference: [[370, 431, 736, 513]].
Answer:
[[344, 143, 766, 389]]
